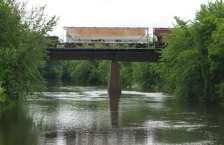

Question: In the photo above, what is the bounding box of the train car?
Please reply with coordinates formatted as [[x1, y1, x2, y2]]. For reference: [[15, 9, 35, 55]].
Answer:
[[46, 27, 171, 49], [153, 28, 171, 48], [63, 27, 149, 48]]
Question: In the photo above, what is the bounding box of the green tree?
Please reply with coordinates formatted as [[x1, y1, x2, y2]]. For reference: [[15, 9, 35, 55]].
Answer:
[[43, 60, 65, 79], [207, 10, 224, 101], [158, 18, 204, 101], [66, 60, 93, 83], [0, 0, 58, 106], [86, 60, 101, 83], [120, 62, 133, 87], [159, 0, 224, 103], [132, 62, 160, 91], [97, 60, 110, 84], [65, 60, 110, 84]]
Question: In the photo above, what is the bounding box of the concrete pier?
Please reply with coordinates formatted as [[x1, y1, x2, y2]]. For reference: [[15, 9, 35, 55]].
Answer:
[[108, 62, 121, 96]]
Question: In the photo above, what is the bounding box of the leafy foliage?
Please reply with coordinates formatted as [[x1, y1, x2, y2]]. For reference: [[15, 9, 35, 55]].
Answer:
[[43, 61, 65, 79], [120, 62, 132, 87], [0, 0, 59, 106], [132, 62, 160, 91], [158, 0, 224, 103], [65, 60, 110, 84]]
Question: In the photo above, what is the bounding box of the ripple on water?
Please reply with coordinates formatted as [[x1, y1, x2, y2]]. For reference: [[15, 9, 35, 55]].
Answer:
[[42, 91, 108, 101], [143, 120, 205, 131], [60, 86, 101, 92]]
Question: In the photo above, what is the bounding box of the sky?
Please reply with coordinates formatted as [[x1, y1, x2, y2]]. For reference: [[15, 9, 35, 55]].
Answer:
[[27, 0, 213, 38]]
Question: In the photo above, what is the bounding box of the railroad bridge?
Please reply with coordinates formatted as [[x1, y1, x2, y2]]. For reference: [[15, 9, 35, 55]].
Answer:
[[47, 47, 161, 95]]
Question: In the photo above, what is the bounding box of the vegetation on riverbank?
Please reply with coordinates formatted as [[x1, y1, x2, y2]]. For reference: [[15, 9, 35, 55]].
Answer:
[[0, 0, 58, 108], [159, 0, 224, 103]]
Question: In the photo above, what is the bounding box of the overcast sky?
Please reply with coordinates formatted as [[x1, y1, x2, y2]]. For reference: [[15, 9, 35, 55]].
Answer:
[[27, 0, 212, 37]]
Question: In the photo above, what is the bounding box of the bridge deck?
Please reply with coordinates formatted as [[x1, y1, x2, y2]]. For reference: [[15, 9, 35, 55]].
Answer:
[[47, 48, 162, 62]]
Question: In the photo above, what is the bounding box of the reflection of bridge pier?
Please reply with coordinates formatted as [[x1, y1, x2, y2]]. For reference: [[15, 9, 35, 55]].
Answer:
[[109, 93, 120, 128]]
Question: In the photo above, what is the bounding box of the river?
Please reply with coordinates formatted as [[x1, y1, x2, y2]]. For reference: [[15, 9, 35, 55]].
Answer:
[[0, 80, 224, 145]]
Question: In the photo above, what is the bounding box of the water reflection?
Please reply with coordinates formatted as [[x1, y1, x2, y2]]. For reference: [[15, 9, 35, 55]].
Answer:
[[39, 84, 153, 145], [41, 90, 122, 144], [1, 81, 224, 144], [109, 94, 120, 128], [0, 105, 39, 145]]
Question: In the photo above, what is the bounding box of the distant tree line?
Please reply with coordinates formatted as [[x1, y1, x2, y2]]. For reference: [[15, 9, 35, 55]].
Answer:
[[42, 60, 160, 92]]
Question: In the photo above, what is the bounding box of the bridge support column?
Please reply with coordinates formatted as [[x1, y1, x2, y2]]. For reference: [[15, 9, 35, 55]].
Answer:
[[108, 62, 121, 96]]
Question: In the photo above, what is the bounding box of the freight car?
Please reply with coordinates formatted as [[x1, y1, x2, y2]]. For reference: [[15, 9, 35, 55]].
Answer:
[[64, 27, 149, 48], [47, 27, 171, 49], [153, 28, 171, 48]]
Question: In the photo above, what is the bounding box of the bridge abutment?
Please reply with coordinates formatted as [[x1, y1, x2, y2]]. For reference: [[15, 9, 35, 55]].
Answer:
[[108, 62, 121, 96]]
